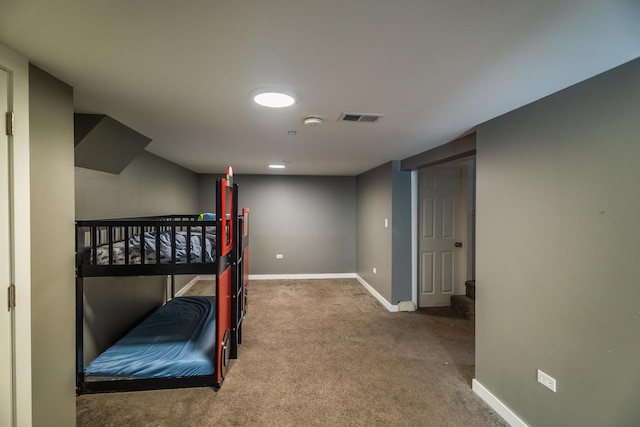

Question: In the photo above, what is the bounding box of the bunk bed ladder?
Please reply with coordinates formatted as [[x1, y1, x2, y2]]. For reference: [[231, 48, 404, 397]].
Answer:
[[214, 169, 235, 386], [231, 202, 249, 359]]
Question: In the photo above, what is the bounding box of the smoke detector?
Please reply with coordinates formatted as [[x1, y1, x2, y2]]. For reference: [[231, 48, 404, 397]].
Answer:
[[304, 116, 323, 126]]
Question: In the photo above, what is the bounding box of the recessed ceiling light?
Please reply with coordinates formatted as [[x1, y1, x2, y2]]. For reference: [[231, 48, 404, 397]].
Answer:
[[268, 164, 286, 169], [252, 88, 297, 108]]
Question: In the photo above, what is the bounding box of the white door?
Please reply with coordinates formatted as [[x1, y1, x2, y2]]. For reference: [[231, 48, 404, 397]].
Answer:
[[418, 167, 465, 307], [0, 67, 14, 427]]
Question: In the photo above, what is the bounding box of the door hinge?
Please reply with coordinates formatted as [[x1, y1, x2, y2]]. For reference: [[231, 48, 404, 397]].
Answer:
[[6, 111, 14, 136], [8, 283, 15, 310]]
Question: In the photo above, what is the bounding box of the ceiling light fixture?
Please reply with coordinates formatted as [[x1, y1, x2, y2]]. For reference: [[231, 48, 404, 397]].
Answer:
[[268, 164, 286, 169], [251, 88, 297, 108]]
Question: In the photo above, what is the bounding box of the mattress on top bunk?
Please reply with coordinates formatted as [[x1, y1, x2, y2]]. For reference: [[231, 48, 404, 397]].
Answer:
[[92, 230, 216, 265], [84, 296, 217, 380]]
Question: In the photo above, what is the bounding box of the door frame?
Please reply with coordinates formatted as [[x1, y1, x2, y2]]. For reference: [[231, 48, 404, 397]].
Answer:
[[1, 62, 13, 427], [1, 43, 33, 427]]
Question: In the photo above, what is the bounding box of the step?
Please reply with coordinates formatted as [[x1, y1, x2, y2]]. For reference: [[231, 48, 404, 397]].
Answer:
[[465, 280, 475, 300], [451, 294, 475, 321]]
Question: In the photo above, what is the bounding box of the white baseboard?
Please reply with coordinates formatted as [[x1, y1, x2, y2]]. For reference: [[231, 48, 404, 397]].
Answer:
[[181, 273, 356, 291], [248, 273, 356, 280], [246, 273, 398, 313], [472, 379, 528, 427], [174, 275, 216, 297], [354, 275, 398, 312]]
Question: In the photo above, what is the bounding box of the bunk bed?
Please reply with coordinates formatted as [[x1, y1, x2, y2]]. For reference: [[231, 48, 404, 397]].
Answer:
[[75, 168, 249, 394]]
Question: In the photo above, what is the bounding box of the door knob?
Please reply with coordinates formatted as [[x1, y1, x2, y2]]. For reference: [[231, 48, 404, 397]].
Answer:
[[454, 242, 463, 248]]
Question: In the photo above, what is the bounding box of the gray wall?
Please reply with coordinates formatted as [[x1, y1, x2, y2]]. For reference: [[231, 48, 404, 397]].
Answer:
[[198, 174, 356, 275], [76, 152, 199, 362], [356, 161, 412, 303], [391, 161, 412, 302], [75, 151, 198, 219], [29, 65, 76, 427], [475, 57, 640, 426], [356, 163, 393, 301]]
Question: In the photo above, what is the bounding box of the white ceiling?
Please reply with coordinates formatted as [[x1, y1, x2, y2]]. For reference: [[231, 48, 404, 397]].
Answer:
[[1, 0, 639, 175]]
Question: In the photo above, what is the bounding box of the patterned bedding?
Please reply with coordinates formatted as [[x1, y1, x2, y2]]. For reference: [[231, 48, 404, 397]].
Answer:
[[93, 230, 216, 265]]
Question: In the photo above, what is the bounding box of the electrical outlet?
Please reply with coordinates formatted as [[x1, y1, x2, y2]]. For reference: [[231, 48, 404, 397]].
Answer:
[[537, 369, 557, 392], [276, 254, 284, 259], [373, 267, 377, 274]]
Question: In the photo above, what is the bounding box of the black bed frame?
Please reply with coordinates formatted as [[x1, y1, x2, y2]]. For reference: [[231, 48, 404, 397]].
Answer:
[[75, 176, 248, 394]]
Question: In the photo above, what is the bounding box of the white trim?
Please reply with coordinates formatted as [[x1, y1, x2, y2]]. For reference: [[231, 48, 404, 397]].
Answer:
[[411, 170, 418, 306], [355, 275, 398, 312], [177, 273, 358, 292], [472, 379, 528, 427], [249, 273, 356, 280], [1, 42, 32, 427], [173, 275, 216, 297], [245, 273, 399, 313]]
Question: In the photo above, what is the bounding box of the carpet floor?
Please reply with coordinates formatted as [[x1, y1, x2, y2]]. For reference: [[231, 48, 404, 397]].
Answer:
[[77, 278, 508, 427]]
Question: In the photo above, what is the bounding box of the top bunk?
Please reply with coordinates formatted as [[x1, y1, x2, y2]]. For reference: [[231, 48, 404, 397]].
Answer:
[[76, 169, 238, 278], [76, 215, 218, 277]]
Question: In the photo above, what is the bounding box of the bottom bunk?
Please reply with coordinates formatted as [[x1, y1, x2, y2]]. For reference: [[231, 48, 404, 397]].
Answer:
[[78, 295, 229, 394]]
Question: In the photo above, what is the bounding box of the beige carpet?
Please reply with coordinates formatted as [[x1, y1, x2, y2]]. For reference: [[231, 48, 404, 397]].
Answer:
[[77, 279, 507, 427]]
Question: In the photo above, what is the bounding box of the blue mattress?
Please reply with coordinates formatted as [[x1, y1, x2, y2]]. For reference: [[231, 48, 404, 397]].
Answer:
[[85, 296, 217, 379]]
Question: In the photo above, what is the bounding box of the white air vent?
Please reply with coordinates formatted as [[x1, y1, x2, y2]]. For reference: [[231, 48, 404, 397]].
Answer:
[[338, 112, 384, 123]]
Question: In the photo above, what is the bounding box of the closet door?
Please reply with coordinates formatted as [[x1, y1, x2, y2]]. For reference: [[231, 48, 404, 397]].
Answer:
[[0, 67, 14, 427], [418, 167, 466, 307]]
